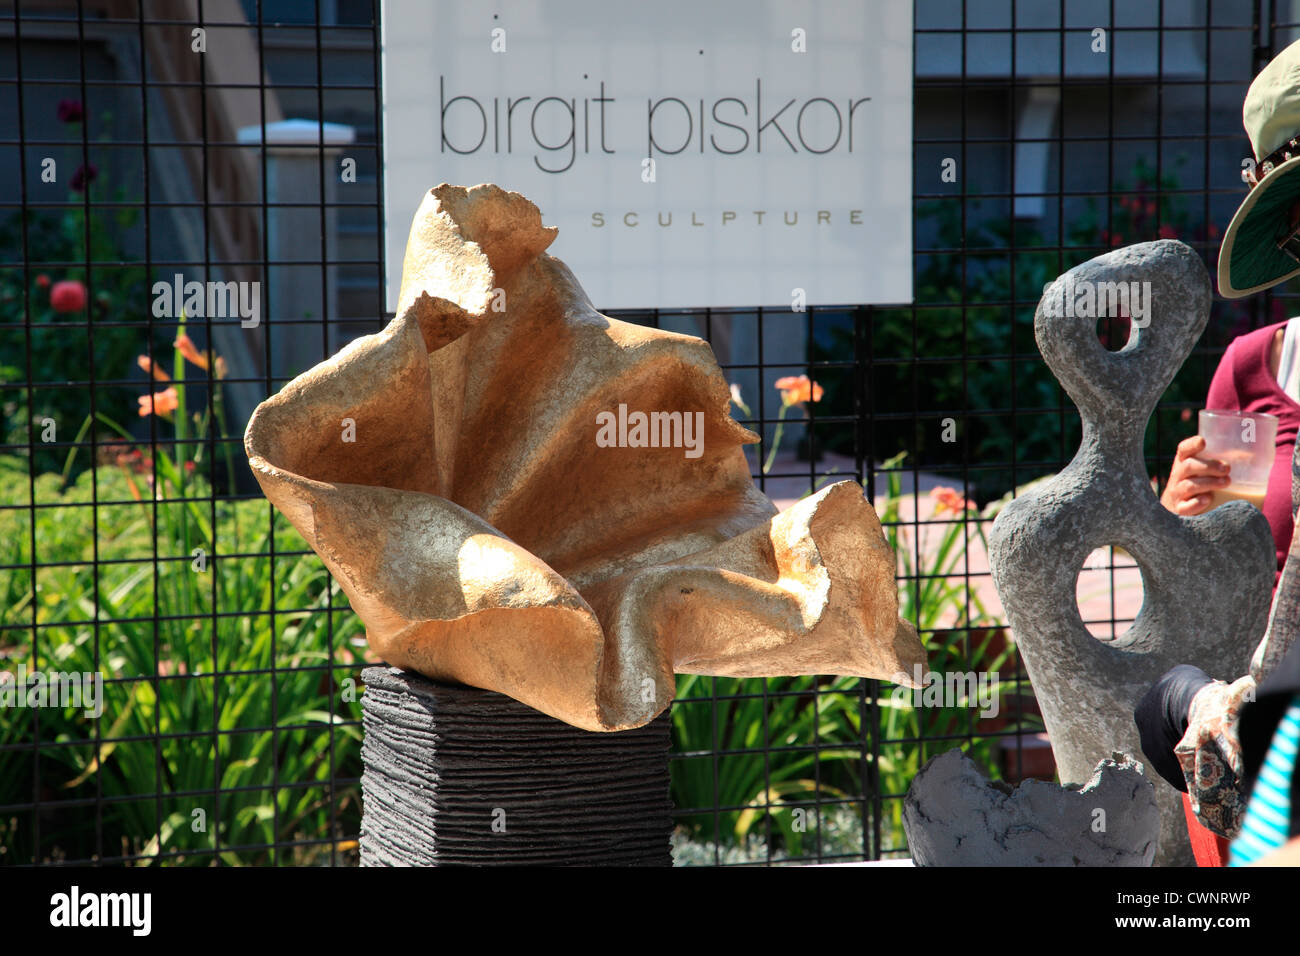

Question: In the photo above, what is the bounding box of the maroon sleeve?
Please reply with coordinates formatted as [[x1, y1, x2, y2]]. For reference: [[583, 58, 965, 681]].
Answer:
[[1205, 340, 1241, 411]]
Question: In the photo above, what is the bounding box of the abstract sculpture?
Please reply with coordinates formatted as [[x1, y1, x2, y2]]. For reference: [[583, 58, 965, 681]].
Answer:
[[245, 183, 924, 733], [988, 240, 1275, 866], [903, 749, 1159, 866]]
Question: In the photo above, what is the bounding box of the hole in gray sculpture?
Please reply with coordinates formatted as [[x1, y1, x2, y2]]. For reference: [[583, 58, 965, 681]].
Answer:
[[1076, 546, 1145, 642], [1096, 314, 1132, 352]]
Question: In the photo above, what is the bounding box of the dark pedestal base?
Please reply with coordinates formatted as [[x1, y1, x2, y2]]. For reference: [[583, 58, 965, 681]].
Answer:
[[359, 666, 673, 866]]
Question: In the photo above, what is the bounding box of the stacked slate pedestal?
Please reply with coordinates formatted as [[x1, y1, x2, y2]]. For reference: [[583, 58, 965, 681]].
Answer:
[[359, 666, 673, 866]]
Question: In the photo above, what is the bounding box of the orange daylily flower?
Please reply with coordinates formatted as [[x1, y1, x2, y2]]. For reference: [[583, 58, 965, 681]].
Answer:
[[136, 354, 171, 382], [214, 355, 228, 380], [121, 471, 143, 501], [174, 333, 209, 371], [775, 374, 824, 406], [931, 486, 973, 515], [138, 386, 179, 418]]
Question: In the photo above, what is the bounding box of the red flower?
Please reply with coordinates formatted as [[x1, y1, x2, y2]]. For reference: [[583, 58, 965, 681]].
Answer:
[[35, 274, 50, 289], [1158, 225, 1178, 240], [930, 486, 973, 515], [57, 99, 84, 123], [50, 279, 86, 313], [112, 446, 146, 472], [70, 163, 97, 192]]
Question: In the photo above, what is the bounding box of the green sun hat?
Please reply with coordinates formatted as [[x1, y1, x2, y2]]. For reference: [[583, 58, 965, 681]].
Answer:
[[1220, 38, 1300, 298]]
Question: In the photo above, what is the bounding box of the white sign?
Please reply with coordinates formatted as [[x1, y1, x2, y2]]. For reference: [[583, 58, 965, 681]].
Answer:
[[382, 0, 913, 311]]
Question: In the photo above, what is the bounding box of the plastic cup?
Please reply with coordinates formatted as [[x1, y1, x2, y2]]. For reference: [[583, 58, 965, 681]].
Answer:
[[1197, 409, 1279, 511]]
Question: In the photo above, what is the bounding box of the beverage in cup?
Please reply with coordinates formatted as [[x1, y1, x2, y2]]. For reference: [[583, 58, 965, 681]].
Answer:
[[1197, 410, 1279, 511]]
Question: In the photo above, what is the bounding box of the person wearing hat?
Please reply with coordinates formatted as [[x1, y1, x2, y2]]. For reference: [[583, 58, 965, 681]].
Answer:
[[1141, 38, 1300, 867], [1163, 40, 1300, 561]]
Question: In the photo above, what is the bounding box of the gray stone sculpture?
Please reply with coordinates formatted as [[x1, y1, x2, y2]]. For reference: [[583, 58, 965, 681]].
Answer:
[[903, 749, 1159, 866], [987, 240, 1275, 867]]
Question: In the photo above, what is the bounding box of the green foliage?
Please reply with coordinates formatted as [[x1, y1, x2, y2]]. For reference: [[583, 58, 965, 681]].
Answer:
[[671, 803, 871, 866], [0, 338, 363, 864], [0, 178, 159, 480], [670, 671, 864, 857], [867, 452, 1038, 847], [0, 457, 364, 864]]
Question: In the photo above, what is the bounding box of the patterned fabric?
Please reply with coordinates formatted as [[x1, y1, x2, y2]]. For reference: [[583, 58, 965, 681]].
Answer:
[[1246, 135, 1300, 188], [1174, 676, 1257, 838], [1230, 697, 1300, 866]]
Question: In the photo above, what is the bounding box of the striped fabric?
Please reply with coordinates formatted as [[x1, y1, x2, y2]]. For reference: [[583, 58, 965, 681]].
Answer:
[[1230, 697, 1300, 866]]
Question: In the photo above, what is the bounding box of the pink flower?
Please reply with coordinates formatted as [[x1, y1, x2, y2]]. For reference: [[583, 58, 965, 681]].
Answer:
[[1158, 225, 1178, 240], [50, 280, 86, 313]]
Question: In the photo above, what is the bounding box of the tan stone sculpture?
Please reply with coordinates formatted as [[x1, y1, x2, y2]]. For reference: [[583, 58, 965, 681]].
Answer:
[[244, 183, 924, 731]]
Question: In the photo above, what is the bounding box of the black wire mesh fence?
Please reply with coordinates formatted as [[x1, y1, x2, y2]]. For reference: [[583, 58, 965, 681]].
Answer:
[[0, 0, 1284, 865]]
